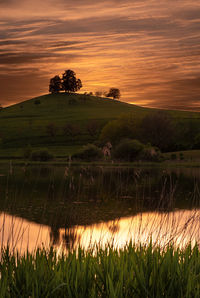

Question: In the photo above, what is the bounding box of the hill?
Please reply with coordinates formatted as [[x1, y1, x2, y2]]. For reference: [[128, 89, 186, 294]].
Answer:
[[0, 93, 200, 158]]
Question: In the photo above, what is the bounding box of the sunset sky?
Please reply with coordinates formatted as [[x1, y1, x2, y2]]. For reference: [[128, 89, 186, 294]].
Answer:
[[0, 0, 200, 110]]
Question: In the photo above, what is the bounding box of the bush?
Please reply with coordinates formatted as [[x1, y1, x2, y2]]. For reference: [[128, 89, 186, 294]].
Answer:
[[170, 153, 177, 160], [113, 139, 144, 161], [31, 149, 54, 161], [99, 114, 140, 146], [68, 98, 77, 105], [73, 144, 103, 161], [34, 99, 41, 105], [23, 144, 32, 159]]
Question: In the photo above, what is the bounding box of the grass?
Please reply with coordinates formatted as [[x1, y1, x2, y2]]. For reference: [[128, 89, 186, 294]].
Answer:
[[164, 150, 200, 161], [1, 92, 200, 157], [1, 243, 200, 297]]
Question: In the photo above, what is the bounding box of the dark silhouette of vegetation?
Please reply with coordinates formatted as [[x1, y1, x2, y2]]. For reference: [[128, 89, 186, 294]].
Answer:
[[141, 111, 175, 151], [49, 75, 62, 93], [73, 144, 103, 161], [95, 91, 103, 97], [113, 139, 144, 161], [86, 120, 99, 137], [23, 144, 32, 159], [62, 70, 82, 93], [63, 122, 81, 138], [34, 99, 41, 105], [49, 70, 82, 94], [31, 149, 54, 161], [0, 104, 3, 110], [100, 115, 139, 146], [107, 88, 121, 99], [46, 123, 58, 138]]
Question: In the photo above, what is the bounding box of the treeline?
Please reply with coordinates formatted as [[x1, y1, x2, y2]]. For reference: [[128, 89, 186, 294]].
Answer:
[[70, 111, 200, 162], [49, 69, 121, 99]]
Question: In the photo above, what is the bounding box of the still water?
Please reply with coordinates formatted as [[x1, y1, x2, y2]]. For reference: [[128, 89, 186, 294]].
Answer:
[[0, 164, 200, 253]]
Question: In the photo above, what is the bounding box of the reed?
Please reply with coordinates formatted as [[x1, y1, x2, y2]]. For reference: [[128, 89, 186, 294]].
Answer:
[[1, 242, 200, 297]]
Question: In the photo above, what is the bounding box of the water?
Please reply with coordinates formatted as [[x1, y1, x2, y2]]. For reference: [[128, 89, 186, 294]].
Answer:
[[0, 164, 200, 253]]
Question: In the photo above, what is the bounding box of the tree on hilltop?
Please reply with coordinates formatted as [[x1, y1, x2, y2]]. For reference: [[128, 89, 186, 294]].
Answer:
[[106, 88, 121, 100], [49, 75, 62, 93], [62, 70, 82, 93]]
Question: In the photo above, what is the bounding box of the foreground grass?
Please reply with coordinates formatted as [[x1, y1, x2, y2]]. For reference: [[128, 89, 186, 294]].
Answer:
[[1, 243, 200, 297]]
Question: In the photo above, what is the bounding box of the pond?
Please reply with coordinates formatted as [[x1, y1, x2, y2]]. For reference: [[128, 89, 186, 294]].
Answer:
[[0, 164, 200, 253]]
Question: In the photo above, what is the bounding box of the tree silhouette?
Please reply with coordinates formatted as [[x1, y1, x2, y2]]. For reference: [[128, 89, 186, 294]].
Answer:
[[62, 70, 82, 93], [107, 88, 121, 99], [49, 75, 62, 93]]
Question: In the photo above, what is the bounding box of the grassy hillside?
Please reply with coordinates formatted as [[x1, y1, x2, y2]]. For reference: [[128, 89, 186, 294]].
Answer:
[[0, 92, 200, 158]]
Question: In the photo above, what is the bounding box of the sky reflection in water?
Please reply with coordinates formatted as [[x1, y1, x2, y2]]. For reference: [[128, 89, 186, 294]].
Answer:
[[1, 209, 200, 254]]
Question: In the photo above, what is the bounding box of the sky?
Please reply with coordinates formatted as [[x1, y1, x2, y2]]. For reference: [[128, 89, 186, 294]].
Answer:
[[0, 0, 200, 110]]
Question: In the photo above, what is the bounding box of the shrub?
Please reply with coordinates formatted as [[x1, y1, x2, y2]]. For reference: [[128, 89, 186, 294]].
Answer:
[[63, 123, 81, 137], [34, 99, 41, 105], [113, 139, 144, 161], [73, 144, 103, 161], [68, 98, 77, 105], [86, 120, 99, 137], [139, 146, 162, 162], [23, 144, 32, 159], [46, 123, 58, 137], [31, 149, 54, 161], [171, 153, 177, 160], [99, 114, 140, 146]]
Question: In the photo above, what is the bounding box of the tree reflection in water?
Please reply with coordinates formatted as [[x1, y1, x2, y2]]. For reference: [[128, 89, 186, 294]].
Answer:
[[62, 227, 81, 250]]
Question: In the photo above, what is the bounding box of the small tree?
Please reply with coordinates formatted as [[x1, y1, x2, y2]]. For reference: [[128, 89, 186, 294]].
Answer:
[[63, 122, 80, 138], [0, 104, 3, 111], [49, 75, 62, 93], [86, 120, 99, 137], [46, 123, 58, 137], [141, 111, 175, 151], [106, 88, 121, 100], [62, 70, 82, 93], [95, 91, 102, 97]]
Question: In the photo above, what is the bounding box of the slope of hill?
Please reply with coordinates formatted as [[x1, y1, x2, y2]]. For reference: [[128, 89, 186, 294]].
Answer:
[[0, 93, 200, 158]]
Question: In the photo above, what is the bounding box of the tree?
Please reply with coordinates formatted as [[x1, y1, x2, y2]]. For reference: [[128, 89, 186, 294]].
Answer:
[[86, 120, 99, 137], [106, 88, 121, 100], [46, 123, 58, 138], [49, 75, 62, 93], [99, 114, 140, 145], [63, 122, 81, 137], [95, 91, 103, 97], [141, 111, 175, 151], [62, 70, 82, 93]]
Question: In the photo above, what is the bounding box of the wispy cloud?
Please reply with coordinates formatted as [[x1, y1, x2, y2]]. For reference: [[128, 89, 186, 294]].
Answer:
[[0, 0, 200, 109]]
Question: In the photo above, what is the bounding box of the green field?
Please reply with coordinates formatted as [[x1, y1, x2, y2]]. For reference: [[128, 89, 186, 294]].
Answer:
[[0, 92, 200, 158]]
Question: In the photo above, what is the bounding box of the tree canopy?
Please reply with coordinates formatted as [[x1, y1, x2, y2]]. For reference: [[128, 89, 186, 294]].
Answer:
[[49, 75, 62, 93], [107, 88, 121, 99], [49, 70, 82, 94], [62, 70, 82, 93]]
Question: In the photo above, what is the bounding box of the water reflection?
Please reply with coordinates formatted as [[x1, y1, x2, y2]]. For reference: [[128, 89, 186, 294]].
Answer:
[[1, 209, 200, 253]]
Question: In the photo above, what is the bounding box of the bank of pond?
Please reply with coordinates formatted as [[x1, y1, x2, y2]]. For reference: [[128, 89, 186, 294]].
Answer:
[[0, 164, 200, 296]]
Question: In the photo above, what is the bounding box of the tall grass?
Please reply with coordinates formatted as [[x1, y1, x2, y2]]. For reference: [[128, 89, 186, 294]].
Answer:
[[1, 243, 200, 297]]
